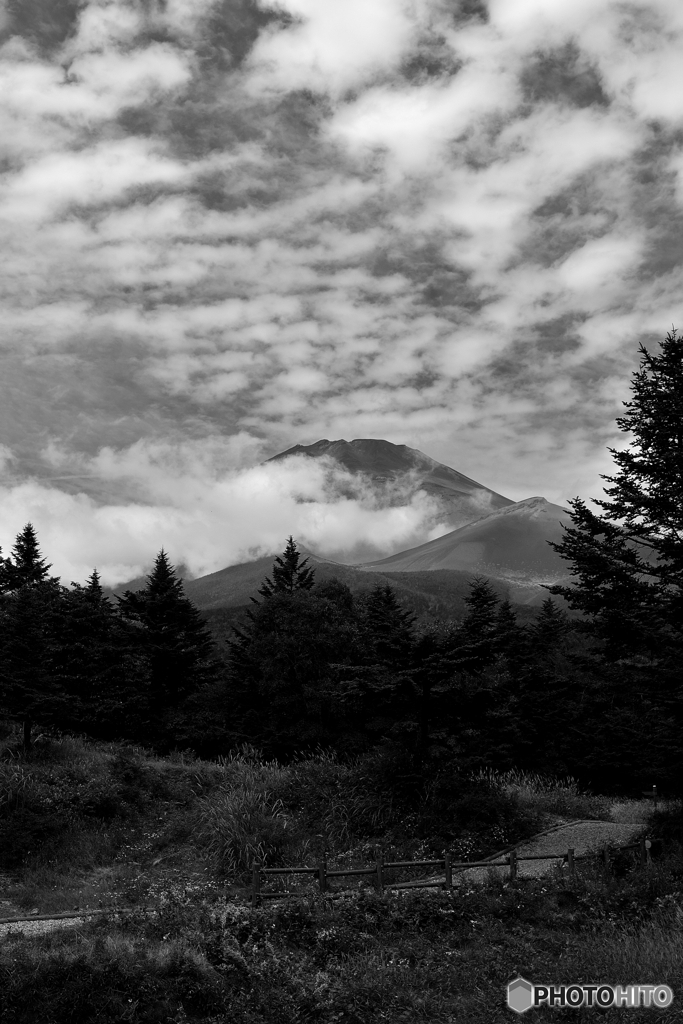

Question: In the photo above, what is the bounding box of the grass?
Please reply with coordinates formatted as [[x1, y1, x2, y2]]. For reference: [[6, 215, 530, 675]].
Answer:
[[3, 859, 683, 1023], [1, 724, 678, 1022], [472, 767, 614, 820]]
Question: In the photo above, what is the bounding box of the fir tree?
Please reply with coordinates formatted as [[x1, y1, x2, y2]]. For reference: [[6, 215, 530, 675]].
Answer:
[[494, 599, 521, 658], [0, 524, 64, 749], [116, 551, 217, 742], [226, 583, 360, 758], [455, 577, 500, 672], [532, 598, 570, 654], [257, 537, 315, 599], [551, 329, 683, 664], [0, 523, 54, 593], [54, 571, 149, 739]]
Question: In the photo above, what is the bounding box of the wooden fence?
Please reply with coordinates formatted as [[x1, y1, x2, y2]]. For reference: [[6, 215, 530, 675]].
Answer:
[[250, 838, 653, 906]]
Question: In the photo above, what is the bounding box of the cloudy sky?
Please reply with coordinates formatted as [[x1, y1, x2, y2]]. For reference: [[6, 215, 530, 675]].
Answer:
[[1, 0, 681, 584]]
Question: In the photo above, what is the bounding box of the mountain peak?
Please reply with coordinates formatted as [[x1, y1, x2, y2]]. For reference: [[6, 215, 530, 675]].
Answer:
[[266, 438, 514, 539]]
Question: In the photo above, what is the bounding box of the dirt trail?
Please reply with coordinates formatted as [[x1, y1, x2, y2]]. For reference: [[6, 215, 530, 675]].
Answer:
[[402, 819, 649, 889]]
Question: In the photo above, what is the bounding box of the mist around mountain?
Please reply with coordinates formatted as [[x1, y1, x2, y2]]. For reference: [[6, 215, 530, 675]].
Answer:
[[103, 440, 572, 619], [268, 438, 514, 537]]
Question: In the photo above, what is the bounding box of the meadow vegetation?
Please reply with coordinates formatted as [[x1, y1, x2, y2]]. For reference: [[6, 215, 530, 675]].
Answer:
[[2, 724, 682, 1023]]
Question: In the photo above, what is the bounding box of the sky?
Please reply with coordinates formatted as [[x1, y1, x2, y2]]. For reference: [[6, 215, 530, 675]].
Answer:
[[1, 0, 682, 584]]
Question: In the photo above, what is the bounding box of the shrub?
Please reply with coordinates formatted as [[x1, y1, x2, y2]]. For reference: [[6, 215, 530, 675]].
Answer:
[[194, 780, 310, 877], [0, 806, 68, 869], [474, 767, 611, 820], [414, 774, 541, 859], [651, 802, 683, 847]]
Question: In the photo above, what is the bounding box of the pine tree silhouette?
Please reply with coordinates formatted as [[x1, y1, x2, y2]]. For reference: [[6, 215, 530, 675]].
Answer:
[[551, 329, 683, 663], [117, 551, 216, 733], [257, 537, 315, 599], [0, 524, 63, 748], [1, 523, 54, 592], [84, 569, 104, 600]]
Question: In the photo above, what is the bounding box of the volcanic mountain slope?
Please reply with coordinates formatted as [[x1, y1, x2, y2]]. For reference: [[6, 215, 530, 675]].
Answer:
[[357, 496, 574, 603], [267, 438, 514, 530], [179, 549, 543, 638]]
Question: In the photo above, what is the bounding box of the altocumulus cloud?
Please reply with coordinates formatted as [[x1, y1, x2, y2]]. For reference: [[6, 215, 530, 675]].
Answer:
[[0, 0, 682, 582]]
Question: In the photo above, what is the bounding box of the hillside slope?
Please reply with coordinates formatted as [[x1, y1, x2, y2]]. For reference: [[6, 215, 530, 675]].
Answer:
[[357, 496, 573, 593]]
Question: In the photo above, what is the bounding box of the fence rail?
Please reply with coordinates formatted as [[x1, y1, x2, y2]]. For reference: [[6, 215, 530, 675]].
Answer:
[[251, 838, 652, 906]]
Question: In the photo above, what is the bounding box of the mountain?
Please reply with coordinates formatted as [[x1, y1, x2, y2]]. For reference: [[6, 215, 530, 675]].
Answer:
[[267, 438, 514, 531], [356, 496, 573, 602], [178, 549, 545, 640], [100, 441, 571, 619]]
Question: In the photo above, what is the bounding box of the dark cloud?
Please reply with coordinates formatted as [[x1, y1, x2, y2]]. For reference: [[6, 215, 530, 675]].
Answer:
[[197, 0, 295, 70], [2, 0, 83, 54], [520, 42, 609, 109]]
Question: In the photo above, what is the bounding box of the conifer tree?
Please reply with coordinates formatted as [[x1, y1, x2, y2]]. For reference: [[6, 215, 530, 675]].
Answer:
[[54, 571, 149, 738], [532, 598, 570, 654], [340, 584, 418, 751], [551, 329, 683, 664], [455, 577, 500, 672], [0, 524, 64, 748], [0, 523, 53, 593], [257, 536, 315, 598], [116, 551, 217, 740]]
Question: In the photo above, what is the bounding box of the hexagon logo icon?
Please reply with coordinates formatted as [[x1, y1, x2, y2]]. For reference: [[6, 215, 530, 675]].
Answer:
[[507, 976, 534, 1014]]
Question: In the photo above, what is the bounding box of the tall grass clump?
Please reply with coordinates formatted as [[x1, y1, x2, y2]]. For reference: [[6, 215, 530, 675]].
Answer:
[[194, 748, 310, 876], [474, 768, 611, 820]]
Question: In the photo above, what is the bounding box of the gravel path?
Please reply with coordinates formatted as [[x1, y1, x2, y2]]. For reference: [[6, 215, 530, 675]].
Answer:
[[401, 819, 649, 889]]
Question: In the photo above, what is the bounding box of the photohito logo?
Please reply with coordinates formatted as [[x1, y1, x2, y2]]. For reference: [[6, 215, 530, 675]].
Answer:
[[507, 977, 673, 1012]]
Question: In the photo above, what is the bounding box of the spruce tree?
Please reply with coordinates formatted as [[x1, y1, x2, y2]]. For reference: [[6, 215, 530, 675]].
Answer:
[[257, 537, 315, 598], [0, 523, 53, 593], [55, 571, 149, 739], [551, 329, 683, 664], [455, 577, 500, 672], [226, 582, 360, 758], [116, 551, 217, 741], [0, 524, 64, 749]]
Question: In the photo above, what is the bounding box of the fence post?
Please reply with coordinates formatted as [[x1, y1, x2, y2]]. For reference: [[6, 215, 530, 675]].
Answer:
[[444, 851, 452, 891], [318, 854, 327, 894], [603, 846, 611, 873], [508, 848, 518, 881], [251, 861, 261, 908], [653, 785, 658, 811], [375, 846, 383, 892], [639, 837, 648, 867], [567, 848, 575, 879]]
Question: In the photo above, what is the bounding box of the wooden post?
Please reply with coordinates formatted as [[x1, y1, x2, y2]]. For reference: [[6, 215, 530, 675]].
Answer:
[[508, 848, 518, 881], [251, 861, 261, 908], [375, 847, 383, 892], [444, 851, 452, 890], [653, 785, 658, 811], [639, 837, 647, 867], [567, 848, 575, 879], [603, 846, 611, 873], [318, 855, 327, 894]]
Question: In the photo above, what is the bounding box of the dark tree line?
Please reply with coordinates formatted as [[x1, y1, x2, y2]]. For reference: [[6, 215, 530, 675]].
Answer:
[[0, 331, 680, 792], [0, 532, 219, 751], [0, 524, 678, 791]]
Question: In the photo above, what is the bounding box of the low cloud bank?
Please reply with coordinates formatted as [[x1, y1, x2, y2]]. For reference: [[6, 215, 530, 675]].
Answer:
[[0, 442, 451, 586]]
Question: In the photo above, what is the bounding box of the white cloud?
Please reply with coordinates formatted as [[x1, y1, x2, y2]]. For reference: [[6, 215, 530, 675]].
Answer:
[[248, 0, 418, 96], [1, 139, 188, 221], [1, 0, 682, 576], [0, 442, 453, 585]]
